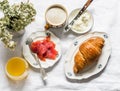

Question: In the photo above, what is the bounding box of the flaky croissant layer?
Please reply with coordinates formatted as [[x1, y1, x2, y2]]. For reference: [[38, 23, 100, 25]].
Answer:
[[74, 36, 105, 74]]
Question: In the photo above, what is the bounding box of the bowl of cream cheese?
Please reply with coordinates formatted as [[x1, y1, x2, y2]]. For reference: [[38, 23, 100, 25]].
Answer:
[[68, 8, 94, 34]]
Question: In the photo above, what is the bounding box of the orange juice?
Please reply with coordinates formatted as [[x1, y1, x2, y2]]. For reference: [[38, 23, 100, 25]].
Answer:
[[5, 57, 29, 81]]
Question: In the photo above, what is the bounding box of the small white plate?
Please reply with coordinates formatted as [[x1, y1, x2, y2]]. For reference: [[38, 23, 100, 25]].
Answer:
[[68, 8, 94, 34], [64, 32, 111, 80], [22, 31, 61, 69]]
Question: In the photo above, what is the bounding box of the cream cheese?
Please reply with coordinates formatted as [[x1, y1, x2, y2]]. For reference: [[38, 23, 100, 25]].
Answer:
[[68, 8, 93, 34], [72, 11, 91, 31]]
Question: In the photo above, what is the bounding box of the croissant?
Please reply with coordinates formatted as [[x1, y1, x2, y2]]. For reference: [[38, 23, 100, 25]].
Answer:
[[74, 36, 104, 74]]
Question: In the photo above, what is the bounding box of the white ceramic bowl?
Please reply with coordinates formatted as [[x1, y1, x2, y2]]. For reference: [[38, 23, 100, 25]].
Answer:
[[68, 8, 94, 34]]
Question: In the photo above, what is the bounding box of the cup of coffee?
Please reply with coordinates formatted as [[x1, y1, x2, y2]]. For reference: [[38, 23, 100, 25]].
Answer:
[[45, 4, 68, 30]]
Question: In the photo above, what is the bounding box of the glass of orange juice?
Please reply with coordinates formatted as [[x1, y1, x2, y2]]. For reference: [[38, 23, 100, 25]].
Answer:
[[5, 57, 29, 81]]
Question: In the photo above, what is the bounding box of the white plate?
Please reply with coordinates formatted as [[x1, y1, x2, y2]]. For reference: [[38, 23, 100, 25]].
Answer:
[[64, 32, 111, 80], [22, 31, 61, 69]]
